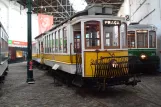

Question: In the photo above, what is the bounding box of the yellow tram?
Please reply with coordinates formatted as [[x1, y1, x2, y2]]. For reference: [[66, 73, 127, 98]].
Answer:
[[32, 5, 140, 90]]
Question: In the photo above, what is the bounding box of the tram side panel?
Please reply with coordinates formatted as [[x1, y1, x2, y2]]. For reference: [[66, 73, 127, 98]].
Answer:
[[0, 25, 9, 77]]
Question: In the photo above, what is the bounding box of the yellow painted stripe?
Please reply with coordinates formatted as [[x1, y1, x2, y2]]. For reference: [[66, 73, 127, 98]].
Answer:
[[44, 59, 76, 65]]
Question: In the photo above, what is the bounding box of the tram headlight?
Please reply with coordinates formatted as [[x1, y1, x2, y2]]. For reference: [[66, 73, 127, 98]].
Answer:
[[140, 54, 147, 60], [112, 60, 118, 68]]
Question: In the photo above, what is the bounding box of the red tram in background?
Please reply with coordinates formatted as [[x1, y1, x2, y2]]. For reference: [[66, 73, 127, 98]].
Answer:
[[8, 40, 27, 64]]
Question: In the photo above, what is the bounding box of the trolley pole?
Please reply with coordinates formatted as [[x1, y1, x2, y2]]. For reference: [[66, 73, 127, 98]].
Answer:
[[26, 0, 34, 84]]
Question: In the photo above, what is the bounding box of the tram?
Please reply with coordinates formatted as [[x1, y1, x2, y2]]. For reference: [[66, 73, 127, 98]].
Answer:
[[32, 5, 140, 90], [0, 22, 9, 82], [127, 23, 160, 73]]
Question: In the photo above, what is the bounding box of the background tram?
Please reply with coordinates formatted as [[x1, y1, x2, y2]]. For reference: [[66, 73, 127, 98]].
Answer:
[[127, 23, 160, 73], [32, 5, 140, 89], [0, 22, 9, 81]]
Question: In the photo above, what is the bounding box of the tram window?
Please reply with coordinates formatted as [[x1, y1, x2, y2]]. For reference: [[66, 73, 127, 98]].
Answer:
[[105, 33, 111, 46], [55, 31, 59, 53], [74, 31, 81, 53], [104, 26, 120, 48], [63, 27, 67, 53], [48, 35, 50, 53], [45, 36, 46, 53], [149, 31, 156, 48], [128, 31, 135, 48], [59, 30, 63, 53], [85, 21, 101, 49], [121, 23, 127, 48], [52, 33, 55, 53], [39, 42, 40, 54], [47, 35, 49, 53], [46, 35, 48, 53], [137, 30, 148, 48], [1, 38, 8, 61], [49, 34, 51, 53], [50, 34, 52, 53]]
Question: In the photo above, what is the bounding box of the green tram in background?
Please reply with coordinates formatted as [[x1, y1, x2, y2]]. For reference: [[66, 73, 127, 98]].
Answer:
[[127, 23, 160, 73]]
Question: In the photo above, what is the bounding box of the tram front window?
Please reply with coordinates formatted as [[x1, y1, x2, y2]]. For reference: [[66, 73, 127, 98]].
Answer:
[[137, 30, 148, 48], [85, 21, 101, 49], [104, 26, 120, 48], [128, 31, 135, 48], [149, 31, 156, 48]]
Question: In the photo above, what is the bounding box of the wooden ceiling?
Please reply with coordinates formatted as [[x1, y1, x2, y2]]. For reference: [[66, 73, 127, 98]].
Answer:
[[16, 0, 124, 25]]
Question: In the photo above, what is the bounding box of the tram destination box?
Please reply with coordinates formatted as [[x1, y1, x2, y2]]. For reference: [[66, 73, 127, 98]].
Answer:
[[103, 20, 121, 26]]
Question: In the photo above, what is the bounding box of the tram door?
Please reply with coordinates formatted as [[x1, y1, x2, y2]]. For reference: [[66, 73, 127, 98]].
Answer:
[[74, 31, 82, 75]]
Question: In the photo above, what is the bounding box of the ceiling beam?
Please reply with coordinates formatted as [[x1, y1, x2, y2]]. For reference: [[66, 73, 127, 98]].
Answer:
[[55, 0, 70, 17], [33, 5, 72, 9], [43, 0, 68, 18]]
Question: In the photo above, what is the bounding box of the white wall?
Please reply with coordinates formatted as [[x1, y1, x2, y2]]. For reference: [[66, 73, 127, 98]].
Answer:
[[0, 0, 39, 42]]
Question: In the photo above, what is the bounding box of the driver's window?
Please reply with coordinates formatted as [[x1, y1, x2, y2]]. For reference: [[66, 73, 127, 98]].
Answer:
[[85, 21, 101, 49], [137, 30, 148, 48], [104, 26, 120, 48], [149, 31, 156, 48]]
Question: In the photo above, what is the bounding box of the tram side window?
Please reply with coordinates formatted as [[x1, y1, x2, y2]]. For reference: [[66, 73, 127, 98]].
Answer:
[[137, 30, 148, 48], [51, 33, 53, 53], [121, 23, 127, 48], [48, 35, 50, 53], [47, 35, 49, 53], [149, 31, 156, 48], [59, 30, 63, 52], [55, 31, 59, 53], [52, 33, 55, 53], [44, 37, 46, 53], [1, 37, 8, 62], [46, 36, 47, 53], [38, 42, 40, 54], [104, 26, 119, 48], [50, 34, 52, 53], [63, 27, 67, 53], [45, 36, 47, 53], [128, 31, 135, 48], [85, 21, 101, 49], [46, 35, 48, 53]]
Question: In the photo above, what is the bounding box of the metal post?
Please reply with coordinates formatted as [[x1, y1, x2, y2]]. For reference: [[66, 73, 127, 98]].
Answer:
[[27, 0, 34, 84]]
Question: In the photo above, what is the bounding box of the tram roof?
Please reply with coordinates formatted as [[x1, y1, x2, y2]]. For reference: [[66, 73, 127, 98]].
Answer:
[[35, 4, 124, 39], [128, 24, 156, 29]]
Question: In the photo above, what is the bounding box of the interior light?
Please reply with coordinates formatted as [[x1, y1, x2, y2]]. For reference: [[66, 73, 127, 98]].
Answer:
[[137, 30, 147, 33]]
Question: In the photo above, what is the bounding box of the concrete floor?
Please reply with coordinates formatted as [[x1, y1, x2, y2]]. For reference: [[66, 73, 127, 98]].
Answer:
[[0, 62, 161, 107]]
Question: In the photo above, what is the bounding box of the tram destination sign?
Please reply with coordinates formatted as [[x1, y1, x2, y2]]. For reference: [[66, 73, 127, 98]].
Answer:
[[103, 20, 121, 26]]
